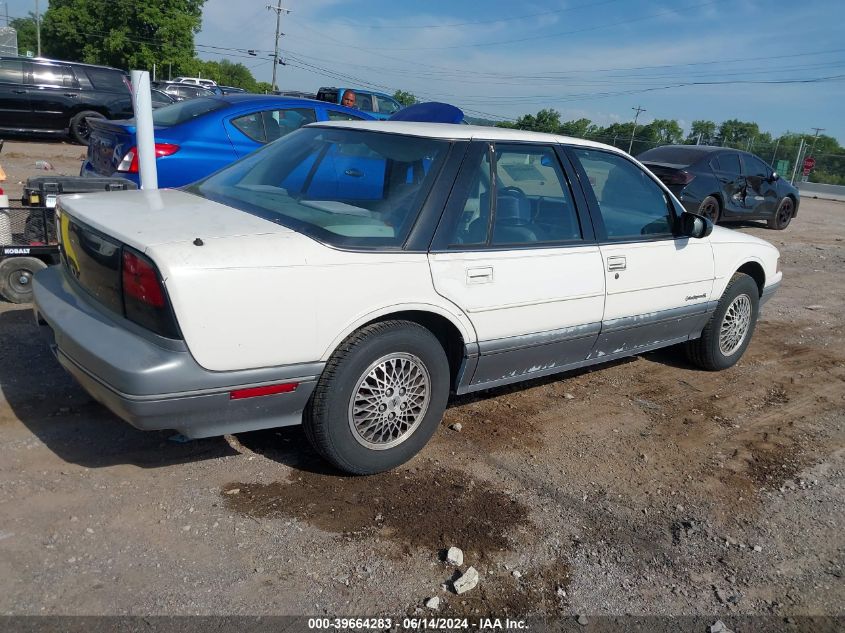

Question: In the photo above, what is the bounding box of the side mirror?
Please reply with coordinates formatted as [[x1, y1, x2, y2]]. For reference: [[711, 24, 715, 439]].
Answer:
[[681, 211, 713, 239], [769, 172, 779, 182]]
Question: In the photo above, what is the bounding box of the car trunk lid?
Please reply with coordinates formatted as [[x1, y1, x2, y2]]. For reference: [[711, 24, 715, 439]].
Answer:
[[57, 189, 293, 251]]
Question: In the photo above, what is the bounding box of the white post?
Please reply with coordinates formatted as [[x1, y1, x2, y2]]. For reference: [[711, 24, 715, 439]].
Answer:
[[790, 138, 804, 185], [130, 70, 158, 190]]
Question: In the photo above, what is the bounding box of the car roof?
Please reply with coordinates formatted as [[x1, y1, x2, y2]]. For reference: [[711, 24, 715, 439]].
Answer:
[[309, 120, 617, 150], [0, 55, 123, 72]]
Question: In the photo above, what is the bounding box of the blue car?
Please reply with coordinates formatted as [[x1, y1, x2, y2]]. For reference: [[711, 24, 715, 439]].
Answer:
[[81, 94, 372, 188]]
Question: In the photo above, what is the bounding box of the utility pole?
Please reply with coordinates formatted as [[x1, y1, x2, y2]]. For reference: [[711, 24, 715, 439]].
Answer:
[[267, 1, 290, 92], [770, 136, 781, 166], [34, 0, 41, 56], [808, 127, 825, 158], [628, 105, 646, 154]]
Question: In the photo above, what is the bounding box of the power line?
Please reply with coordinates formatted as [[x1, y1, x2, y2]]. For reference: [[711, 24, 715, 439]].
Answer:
[[328, 0, 624, 29]]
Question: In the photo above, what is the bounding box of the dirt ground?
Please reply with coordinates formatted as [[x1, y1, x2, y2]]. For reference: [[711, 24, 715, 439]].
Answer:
[[0, 140, 842, 624]]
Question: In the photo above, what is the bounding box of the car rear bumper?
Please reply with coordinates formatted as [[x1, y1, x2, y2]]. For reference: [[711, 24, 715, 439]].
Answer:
[[33, 266, 321, 438], [80, 159, 141, 187]]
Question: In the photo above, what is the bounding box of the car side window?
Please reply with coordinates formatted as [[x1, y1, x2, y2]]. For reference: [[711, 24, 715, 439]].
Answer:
[[0, 59, 24, 84], [263, 108, 317, 142], [376, 95, 400, 115], [717, 153, 741, 175], [449, 145, 582, 247], [31, 64, 78, 88], [745, 156, 770, 179], [231, 112, 266, 143], [356, 94, 374, 112], [449, 150, 492, 246], [327, 110, 365, 121], [571, 148, 673, 240]]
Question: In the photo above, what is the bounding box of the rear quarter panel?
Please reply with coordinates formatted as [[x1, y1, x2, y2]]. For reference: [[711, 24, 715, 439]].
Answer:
[[151, 235, 475, 372]]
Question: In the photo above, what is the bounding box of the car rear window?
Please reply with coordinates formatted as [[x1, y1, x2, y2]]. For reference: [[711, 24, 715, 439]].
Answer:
[[83, 67, 129, 92], [191, 127, 450, 249], [152, 97, 226, 126], [637, 146, 708, 166]]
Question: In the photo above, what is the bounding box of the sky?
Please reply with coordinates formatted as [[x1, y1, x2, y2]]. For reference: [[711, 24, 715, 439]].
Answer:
[[6, 0, 845, 142]]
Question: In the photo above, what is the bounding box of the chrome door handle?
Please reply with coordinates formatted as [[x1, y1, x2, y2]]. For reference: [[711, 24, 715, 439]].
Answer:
[[344, 168, 363, 177], [607, 256, 626, 271], [466, 266, 493, 284]]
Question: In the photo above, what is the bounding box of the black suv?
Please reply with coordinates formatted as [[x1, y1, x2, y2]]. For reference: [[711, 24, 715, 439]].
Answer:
[[0, 56, 133, 145]]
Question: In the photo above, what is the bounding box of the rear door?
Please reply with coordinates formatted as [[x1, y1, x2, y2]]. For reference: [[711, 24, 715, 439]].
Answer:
[[27, 61, 82, 131], [429, 141, 605, 390], [567, 146, 715, 356], [0, 59, 31, 128]]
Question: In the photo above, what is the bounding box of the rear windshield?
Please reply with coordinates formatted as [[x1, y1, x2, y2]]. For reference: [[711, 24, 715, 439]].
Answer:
[[152, 97, 226, 126], [637, 146, 709, 166], [191, 127, 450, 249]]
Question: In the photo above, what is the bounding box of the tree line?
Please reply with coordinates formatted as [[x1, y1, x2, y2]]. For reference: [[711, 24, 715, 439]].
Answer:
[[496, 108, 845, 185]]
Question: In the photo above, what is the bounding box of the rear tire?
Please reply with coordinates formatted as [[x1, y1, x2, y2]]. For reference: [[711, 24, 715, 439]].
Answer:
[[767, 197, 794, 230], [0, 257, 47, 304], [686, 273, 759, 371], [69, 110, 105, 146], [697, 196, 721, 224], [303, 320, 449, 475]]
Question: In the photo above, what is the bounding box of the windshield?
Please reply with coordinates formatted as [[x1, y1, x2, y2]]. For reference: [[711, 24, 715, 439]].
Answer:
[[152, 97, 226, 126], [191, 127, 450, 248]]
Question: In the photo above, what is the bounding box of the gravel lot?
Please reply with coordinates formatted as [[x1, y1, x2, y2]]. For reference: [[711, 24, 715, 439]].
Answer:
[[0, 140, 842, 623]]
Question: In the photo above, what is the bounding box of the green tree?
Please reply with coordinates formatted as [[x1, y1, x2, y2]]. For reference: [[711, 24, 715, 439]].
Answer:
[[717, 119, 760, 149], [559, 118, 598, 139], [42, 0, 205, 72], [644, 119, 684, 145], [10, 14, 38, 55], [685, 120, 717, 145], [502, 108, 562, 134], [392, 90, 418, 107]]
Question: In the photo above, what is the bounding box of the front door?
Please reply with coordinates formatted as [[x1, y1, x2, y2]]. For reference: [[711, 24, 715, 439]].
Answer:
[[741, 153, 780, 217], [567, 146, 715, 356], [429, 142, 605, 390]]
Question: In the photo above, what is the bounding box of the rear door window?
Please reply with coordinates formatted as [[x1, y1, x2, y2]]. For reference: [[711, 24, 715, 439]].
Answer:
[[715, 152, 741, 175], [232, 108, 317, 144], [31, 63, 78, 88]]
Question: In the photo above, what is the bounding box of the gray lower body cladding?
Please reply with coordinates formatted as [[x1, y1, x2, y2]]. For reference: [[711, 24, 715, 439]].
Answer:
[[33, 266, 322, 438]]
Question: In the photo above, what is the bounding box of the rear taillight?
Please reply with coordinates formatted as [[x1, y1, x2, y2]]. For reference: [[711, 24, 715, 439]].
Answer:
[[123, 249, 164, 307], [117, 144, 180, 173], [662, 170, 695, 186], [121, 247, 180, 338]]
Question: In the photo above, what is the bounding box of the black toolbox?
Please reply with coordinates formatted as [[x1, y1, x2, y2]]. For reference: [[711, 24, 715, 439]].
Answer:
[[21, 175, 137, 207], [1, 176, 137, 303]]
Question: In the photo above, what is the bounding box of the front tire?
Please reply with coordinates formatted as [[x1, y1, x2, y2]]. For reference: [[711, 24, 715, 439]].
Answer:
[[69, 110, 105, 145], [304, 320, 450, 474], [0, 257, 47, 304], [686, 273, 759, 371], [767, 197, 794, 230], [697, 196, 721, 224]]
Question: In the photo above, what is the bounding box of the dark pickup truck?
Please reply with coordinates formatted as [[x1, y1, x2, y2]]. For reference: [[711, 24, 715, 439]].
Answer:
[[0, 56, 133, 145]]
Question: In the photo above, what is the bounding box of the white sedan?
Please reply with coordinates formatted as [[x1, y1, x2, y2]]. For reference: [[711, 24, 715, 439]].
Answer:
[[34, 121, 781, 474]]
